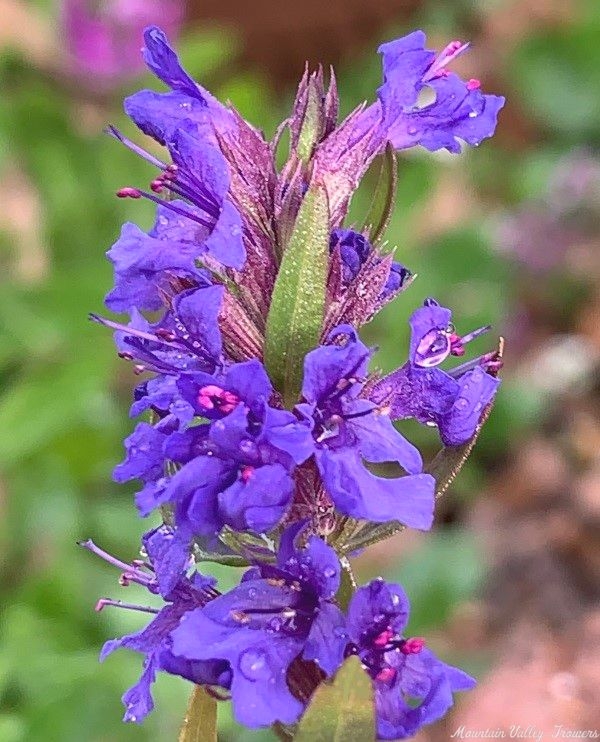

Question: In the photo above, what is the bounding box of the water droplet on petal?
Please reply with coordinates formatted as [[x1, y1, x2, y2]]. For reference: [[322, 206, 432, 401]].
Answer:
[[239, 648, 270, 681], [268, 616, 283, 632], [468, 110, 478, 118], [323, 566, 336, 578]]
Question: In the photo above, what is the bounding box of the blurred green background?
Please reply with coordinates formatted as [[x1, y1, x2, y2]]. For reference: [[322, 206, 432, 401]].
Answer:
[[1, 0, 599, 740]]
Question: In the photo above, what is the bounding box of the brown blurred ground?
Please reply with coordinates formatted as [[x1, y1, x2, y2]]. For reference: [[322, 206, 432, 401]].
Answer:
[[188, 0, 420, 86]]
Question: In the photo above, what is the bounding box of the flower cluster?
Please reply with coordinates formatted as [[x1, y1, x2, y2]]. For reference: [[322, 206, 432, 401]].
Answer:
[[84, 26, 503, 738]]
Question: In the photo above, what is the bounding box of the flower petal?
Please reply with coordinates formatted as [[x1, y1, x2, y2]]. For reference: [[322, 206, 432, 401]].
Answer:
[[316, 449, 435, 528]]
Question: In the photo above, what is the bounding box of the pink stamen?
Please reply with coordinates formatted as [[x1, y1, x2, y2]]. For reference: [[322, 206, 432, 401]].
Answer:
[[116, 187, 142, 199], [375, 667, 397, 683], [402, 637, 426, 654], [467, 78, 481, 91], [424, 39, 471, 82], [241, 465, 254, 483], [150, 179, 165, 193], [447, 40, 464, 53], [373, 629, 394, 648]]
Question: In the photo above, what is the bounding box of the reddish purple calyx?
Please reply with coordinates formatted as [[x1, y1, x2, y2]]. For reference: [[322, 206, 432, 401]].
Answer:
[[197, 385, 240, 414]]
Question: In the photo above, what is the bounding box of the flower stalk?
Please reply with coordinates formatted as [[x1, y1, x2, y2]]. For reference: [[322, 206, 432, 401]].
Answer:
[[81, 24, 505, 740]]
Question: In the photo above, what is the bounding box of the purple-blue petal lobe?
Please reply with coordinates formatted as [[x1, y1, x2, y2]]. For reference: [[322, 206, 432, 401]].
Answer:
[[315, 449, 435, 528]]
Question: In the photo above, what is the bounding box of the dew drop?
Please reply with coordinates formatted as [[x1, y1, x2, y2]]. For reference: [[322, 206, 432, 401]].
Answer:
[[239, 648, 270, 681], [269, 616, 283, 632], [323, 566, 336, 578], [468, 110, 478, 119]]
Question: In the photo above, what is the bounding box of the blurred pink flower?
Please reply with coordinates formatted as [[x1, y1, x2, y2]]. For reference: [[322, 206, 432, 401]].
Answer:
[[62, 0, 184, 88]]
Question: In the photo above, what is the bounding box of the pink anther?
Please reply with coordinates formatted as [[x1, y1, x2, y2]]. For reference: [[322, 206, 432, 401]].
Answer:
[[373, 629, 394, 648], [116, 187, 142, 199], [240, 466, 254, 483], [401, 637, 426, 654]]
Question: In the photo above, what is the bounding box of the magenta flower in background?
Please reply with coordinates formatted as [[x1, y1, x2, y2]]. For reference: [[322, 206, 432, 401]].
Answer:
[[62, 0, 184, 88]]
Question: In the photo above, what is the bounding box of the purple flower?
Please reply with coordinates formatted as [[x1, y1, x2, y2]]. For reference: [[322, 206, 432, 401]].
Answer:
[[80, 528, 231, 724], [62, 1, 184, 90], [296, 326, 435, 528], [124, 26, 233, 147], [330, 229, 412, 302], [97, 283, 225, 376], [113, 417, 175, 487], [368, 299, 501, 446], [107, 127, 245, 312], [346, 578, 475, 739], [150, 360, 313, 533], [171, 522, 347, 727], [376, 33, 505, 154]]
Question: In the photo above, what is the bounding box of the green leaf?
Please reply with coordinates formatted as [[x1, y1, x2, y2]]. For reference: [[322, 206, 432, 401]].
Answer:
[[336, 557, 356, 611], [178, 686, 217, 742], [264, 184, 330, 407], [295, 656, 375, 742], [361, 142, 397, 244], [296, 79, 323, 163]]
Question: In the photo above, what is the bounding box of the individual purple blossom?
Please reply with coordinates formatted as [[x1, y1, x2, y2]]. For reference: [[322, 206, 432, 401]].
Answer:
[[79, 527, 231, 724], [144, 360, 313, 533], [296, 326, 435, 528], [97, 283, 225, 376], [107, 126, 245, 312], [62, 1, 184, 90], [376, 33, 505, 154], [368, 299, 501, 446], [330, 229, 412, 303], [345, 578, 475, 739], [170, 522, 347, 727]]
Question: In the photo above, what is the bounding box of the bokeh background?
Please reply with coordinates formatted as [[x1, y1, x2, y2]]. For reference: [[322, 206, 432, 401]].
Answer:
[[1, 0, 599, 740]]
